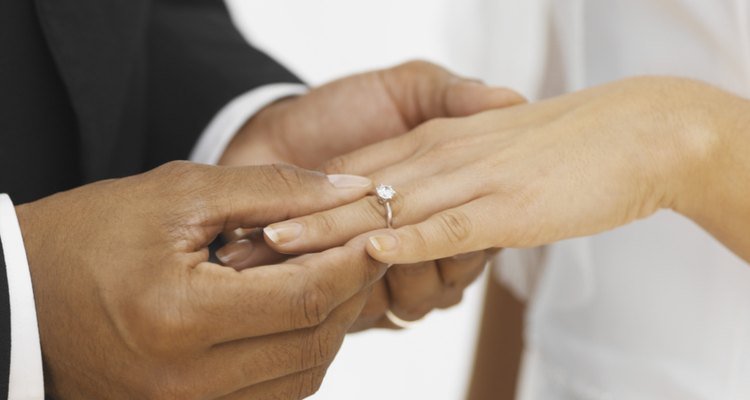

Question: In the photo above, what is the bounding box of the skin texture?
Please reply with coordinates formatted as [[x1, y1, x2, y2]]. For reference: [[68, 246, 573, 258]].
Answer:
[[218, 61, 525, 328], [272, 77, 750, 267], [16, 162, 387, 399], [10, 60, 523, 399]]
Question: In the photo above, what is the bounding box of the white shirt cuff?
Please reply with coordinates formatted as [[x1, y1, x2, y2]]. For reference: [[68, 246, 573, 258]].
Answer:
[[0, 194, 44, 399], [190, 83, 309, 165]]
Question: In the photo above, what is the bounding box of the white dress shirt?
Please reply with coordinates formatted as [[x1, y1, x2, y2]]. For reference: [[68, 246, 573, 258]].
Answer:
[[0, 82, 306, 399], [489, 0, 750, 399]]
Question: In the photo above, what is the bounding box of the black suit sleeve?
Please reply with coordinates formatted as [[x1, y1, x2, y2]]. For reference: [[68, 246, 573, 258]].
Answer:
[[145, 0, 303, 166], [0, 235, 10, 399]]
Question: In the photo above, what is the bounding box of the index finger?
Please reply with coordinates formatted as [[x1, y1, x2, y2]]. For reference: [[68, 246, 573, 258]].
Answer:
[[263, 171, 480, 254], [184, 238, 389, 345]]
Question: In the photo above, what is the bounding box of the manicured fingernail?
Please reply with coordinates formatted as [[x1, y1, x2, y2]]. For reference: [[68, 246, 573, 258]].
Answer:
[[264, 222, 303, 245], [216, 239, 254, 267], [327, 174, 371, 189], [368, 234, 399, 252]]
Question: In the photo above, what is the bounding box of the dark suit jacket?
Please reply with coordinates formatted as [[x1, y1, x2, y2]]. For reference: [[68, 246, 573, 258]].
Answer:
[[0, 0, 301, 396]]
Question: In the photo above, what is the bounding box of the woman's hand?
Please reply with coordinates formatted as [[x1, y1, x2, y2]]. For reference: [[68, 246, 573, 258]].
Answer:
[[217, 61, 523, 329], [266, 77, 750, 264]]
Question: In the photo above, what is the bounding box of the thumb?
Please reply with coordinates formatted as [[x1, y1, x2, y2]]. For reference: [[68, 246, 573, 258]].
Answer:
[[380, 61, 526, 127], [188, 163, 372, 236], [443, 80, 527, 117]]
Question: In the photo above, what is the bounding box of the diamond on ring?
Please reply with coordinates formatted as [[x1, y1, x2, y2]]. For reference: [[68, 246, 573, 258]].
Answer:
[[376, 184, 396, 202]]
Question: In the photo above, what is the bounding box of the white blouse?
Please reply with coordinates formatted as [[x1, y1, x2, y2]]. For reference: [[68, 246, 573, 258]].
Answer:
[[491, 0, 750, 399]]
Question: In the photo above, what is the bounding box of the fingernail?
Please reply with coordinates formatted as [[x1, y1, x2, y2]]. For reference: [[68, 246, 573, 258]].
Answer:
[[233, 228, 252, 238], [264, 222, 303, 245], [327, 174, 371, 189], [216, 239, 254, 267], [226, 227, 252, 241], [368, 234, 399, 252]]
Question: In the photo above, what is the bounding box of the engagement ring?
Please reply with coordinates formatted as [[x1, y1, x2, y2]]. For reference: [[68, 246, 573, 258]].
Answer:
[[375, 184, 396, 229]]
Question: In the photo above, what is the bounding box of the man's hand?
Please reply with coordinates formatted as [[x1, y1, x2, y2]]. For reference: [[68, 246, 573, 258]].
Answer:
[[16, 161, 385, 399], [217, 61, 523, 330], [348, 252, 488, 331], [218, 60, 525, 170]]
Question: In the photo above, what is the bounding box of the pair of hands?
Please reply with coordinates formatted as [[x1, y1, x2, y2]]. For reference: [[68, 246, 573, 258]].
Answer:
[[18, 61, 523, 399], [23, 63, 748, 398], [217, 61, 524, 330]]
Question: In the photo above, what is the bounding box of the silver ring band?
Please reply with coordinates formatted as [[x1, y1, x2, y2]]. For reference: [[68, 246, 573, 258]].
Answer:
[[384, 201, 393, 229], [375, 184, 396, 229]]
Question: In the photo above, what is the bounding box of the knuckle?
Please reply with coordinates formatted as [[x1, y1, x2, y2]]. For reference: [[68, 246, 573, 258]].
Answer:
[[294, 284, 332, 328], [407, 226, 431, 257], [262, 163, 311, 192], [156, 160, 194, 174], [292, 367, 327, 400], [312, 211, 339, 235], [122, 294, 194, 358], [436, 210, 473, 244], [308, 323, 343, 366], [322, 155, 348, 174], [150, 161, 208, 191]]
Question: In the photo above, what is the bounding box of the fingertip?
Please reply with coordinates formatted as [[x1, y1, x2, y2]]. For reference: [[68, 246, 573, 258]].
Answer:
[[326, 174, 372, 190], [493, 87, 527, 106], [446, 80, 526, 116], [216, 239, 255, 269], [263, 222, 303, 247], [366, 232, 400, 266], [367, 233, 399, 252]]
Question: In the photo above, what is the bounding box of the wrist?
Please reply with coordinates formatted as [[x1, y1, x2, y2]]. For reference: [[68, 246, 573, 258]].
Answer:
[[666, 80, 748, 221], [218, 96, 296, 167]]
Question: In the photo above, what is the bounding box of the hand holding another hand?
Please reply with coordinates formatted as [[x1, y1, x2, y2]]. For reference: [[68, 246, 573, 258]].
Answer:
[[218, 61, 524, 329], [17, 162, 385, 399], [219, 60, 525, 170], [269, 77, 745, 265]]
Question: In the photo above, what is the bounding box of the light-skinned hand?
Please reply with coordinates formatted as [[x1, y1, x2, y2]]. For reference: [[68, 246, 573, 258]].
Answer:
[[264, 77, 750, 266]]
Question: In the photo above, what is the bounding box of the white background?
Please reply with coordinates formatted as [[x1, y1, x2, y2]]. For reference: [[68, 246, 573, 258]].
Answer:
[[225, 1, 545, 398]]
